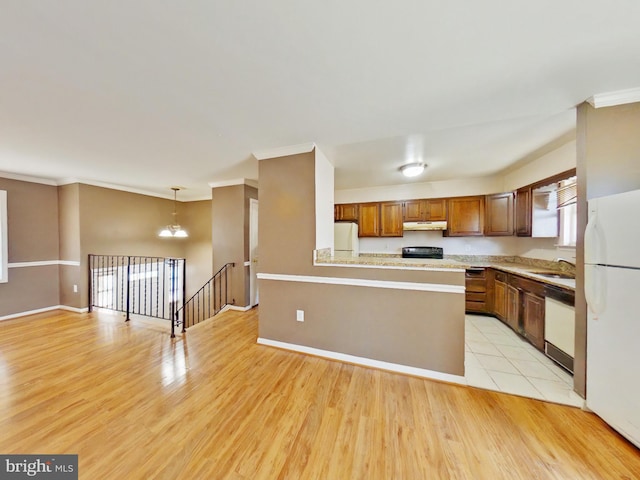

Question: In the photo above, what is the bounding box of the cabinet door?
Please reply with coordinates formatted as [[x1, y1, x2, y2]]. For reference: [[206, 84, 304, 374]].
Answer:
[[515, 187, 532, 237], [523, 292, 545, 351], [403, 200, 424, 221], [380, 202, 403, 237], [506, 284, 520, 332], [336, 203, 359, 222], [358, 203, 380, 237], [485, 192, 514, 236], [425, 199, 447, 221], [446, 196, 485, 236], [494, 279, 507, 321]]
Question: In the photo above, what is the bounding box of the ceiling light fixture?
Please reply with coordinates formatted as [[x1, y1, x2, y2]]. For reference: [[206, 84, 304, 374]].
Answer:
[[159, 187, 188, 238], [400, 162, 426, 178]]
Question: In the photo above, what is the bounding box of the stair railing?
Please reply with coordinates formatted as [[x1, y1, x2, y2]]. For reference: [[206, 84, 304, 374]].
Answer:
[[173, 262, 235, 337], [88, 254, 186, 327]]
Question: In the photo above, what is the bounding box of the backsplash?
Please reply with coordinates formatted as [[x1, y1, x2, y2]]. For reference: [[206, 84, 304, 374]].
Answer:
[[358, 232, 573, 262]]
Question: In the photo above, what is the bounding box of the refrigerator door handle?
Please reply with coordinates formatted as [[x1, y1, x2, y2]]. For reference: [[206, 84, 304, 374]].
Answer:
[[585, 207, 606, 264], [585, 264, 606, 318]]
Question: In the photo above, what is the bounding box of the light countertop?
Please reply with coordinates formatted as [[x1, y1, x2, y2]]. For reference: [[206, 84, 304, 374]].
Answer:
[[314, 253, 575, 291]]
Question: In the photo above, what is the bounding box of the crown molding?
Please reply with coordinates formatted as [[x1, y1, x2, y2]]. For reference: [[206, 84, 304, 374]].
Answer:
[[208, 178, 259, 189], [587, 87, 640, 108], [252, 142, 316, 160], [0, 171, 58, 186], [57, 177, 181, 200]]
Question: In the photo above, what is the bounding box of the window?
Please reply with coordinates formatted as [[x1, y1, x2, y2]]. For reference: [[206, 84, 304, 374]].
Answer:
[[557, 177, 577, 247], [0, 190, 7, 283]]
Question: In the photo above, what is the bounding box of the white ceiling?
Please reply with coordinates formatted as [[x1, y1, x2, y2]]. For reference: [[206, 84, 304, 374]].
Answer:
[[1, 1, 639, 200]]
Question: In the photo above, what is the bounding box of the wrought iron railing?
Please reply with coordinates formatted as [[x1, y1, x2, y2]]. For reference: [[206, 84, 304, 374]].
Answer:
[[88, 255, 186, 334], [174, 262, 235, 335]]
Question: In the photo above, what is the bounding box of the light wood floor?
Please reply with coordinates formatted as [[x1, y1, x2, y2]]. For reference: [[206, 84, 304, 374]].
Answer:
[[0, 309, 638, 479]]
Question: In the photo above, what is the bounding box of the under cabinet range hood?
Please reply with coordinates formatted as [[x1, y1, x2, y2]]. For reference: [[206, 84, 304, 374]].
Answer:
[[402, 221, 447, 231]]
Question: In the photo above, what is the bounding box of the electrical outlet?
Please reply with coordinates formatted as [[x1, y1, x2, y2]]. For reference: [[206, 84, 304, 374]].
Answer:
[[296, 310, 304, 322], [73, 284, 78, 293]]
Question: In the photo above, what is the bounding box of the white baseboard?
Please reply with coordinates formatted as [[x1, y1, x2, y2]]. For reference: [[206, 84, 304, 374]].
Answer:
[[0, 305, 89, 322], [257, 337, 467, 386]]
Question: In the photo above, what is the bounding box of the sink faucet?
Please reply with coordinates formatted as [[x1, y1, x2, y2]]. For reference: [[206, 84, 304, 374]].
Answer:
[[555, 257, 576, 267]]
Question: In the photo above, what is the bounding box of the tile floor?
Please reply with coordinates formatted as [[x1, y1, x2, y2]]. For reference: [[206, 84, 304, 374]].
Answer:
[[465, 314, 584, 407]]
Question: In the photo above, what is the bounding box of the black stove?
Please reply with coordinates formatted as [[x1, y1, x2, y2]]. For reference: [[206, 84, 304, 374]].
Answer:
[[401, 246, 444, 259]]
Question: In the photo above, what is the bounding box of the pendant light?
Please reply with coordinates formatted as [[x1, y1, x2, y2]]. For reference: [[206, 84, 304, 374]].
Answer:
[[159, 187, 188, 238]]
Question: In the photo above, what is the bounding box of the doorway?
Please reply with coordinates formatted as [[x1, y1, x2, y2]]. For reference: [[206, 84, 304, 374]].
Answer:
[[249, 198, 259, 307]]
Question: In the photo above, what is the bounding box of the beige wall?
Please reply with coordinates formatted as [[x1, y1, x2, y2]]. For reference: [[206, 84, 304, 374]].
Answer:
[[2, 179, 213, 317], [211, 183, 258, 307], [181, 200, 213, 298], [76, 184, 186, 307], [0, 177, 60, 317], [58, 184, 81, 308], [575, 101, 640, 397], [259, 280, 464, 375], [258, 152, 317, 276], [258, 150, 465, 375]]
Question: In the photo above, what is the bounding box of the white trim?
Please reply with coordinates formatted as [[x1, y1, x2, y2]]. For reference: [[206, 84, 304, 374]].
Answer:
[[8, 260, 81, 268], [0, 171, 58, 186], [221, 304, 253, 312], [587, 87, 640, 108], [314, 260, 466, 273], [0, 190, 6, 283], [253, 142, 316, 160], [257, 338, 466, 385], [257, 272, 465, 294], [209, 178, 259, 189], [243, 261, 251, 267], [0, 305, 88, 322]]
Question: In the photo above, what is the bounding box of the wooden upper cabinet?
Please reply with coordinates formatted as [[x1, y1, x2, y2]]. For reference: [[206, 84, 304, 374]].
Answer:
[[485, 192, 514, 236], [403, 199, 447, 222], [334, 203, 359, 222], [424, 199, 447, 221], [445, 196, 485, 236], [358, 203, 380, 237], [379, 201, 403, 237], [515, 187, 532, 237], [403, 200, 424, 221]]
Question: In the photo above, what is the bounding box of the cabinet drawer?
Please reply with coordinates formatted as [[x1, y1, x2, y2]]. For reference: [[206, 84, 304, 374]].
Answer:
[[466, 301, 487, 312], [466, 292, 486, 302], [465, 268, 486, 279], [494, 270, 507, 282], [465, 279, 487, 293]]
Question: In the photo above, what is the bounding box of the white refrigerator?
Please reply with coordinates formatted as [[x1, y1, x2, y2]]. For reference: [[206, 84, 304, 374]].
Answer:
[[334, 222, 359, 258], [585, 188, 640, 448]]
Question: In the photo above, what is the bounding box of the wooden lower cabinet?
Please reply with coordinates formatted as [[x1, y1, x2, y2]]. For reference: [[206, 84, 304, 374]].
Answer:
[[494, 279, 507, 320], [465, 268, 488, 313], [523, 292, 545, 350], [506, 284, 520, 332]]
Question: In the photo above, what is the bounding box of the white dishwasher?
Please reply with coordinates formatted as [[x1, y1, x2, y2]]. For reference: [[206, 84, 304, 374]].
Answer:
[[544, 297, 575, 373]]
